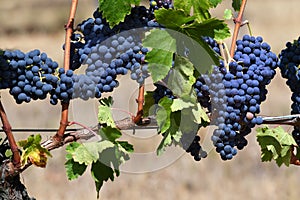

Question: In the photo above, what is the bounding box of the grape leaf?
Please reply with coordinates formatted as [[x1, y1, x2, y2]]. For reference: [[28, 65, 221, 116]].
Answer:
[[157, 132, 172, 155], [157, 111, 182, 155], [174, 55, 195, 78], [143, 91, 156, 117], [180, 108, 200, 133], [154, 9, 196, 29], [232, 0, 242, 11], [146, 49, 173, 83], [143, 29, 176, 83], [209, 0, 222, 7], [173, 0, 193, 15], [98, 0, 140, 28], [224, 9, 233, 20], [99, 126, 122, 142], [171, 98, 194, 112], [143, 29, 176, 52], [154, 9, 221, 65], [167, 68, 193, 98], [91, 160, 115, 198], [173, 0, 211, 21], [191, 103, 210, 124], [98, 97, 115, 127], [65, 159, 87, 180], [67, 141, 115, 165], [156, 97, 173, 133], [18, 134, 51, 168], [155, 8, 230, 41], [256, 126, 296, 167], [117, 141, 134, 153], [184, 18, 231, 41]]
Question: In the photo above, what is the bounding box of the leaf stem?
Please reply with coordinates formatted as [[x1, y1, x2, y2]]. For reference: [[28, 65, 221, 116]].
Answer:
[[230, 0, 248, 57]]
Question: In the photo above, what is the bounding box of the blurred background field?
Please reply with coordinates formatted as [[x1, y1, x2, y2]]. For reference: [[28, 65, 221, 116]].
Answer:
[[0, 0, 300, 199]]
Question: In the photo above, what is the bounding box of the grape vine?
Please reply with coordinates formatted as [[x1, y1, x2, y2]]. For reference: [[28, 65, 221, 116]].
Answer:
[[1, 0, 300, 199]]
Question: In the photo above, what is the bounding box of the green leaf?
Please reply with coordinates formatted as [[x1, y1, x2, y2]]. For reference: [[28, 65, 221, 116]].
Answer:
[[65, 141, 81, 154], [98, 97, 115, 127], [173, 0, 211, 20], [70, 141, 115, 165], [184, 18, 231, 41], [171, 33, 216, 75], [209, 0, 222, 7], [99, 126, 122, 142], [232, 0, 242, 11], [91, 160, 115, 198], [173, 0, 193, 15], [171, 98, 194, 112], [167, 68, 193, 98], [256, 126, 295, 167], [276, 146, 292, 167], [98, 0, 140, 28], [146, 49, 173, 83], [143, 29, 176, 52], [260, 148, 273, 162], [143, 91, 156, 117], [117, 141, 134, 153], [155, 8, 230, 41], [154, 9, 196, 30], [156, 97, 173, 133], [99, 96, 113, 107], [224, 9, 233, 20], [191, 103, 210, 124], [143, 29, 176, 83], [157, 112, 183, 155], [5, 149, 12, 158], [174, 55, 194, 78], [169, 111, 182, 143], [65, 159, 87, 180], [154, 9, 221, 66], [157, 132, 172, 155], [71, 143, 99, 165]]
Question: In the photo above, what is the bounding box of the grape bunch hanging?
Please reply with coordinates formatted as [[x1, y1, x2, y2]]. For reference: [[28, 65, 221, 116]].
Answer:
[[0, 0, 280, 162]]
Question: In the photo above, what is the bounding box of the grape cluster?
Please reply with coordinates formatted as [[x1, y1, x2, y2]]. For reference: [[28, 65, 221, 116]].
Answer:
[[65, 5, 162, 100], [180, 133, 207, 161], [0, 49, 73, 105], [69, 6, 158, 71], [50, 68, 74, 105], [278, 37, 300, 145], [210, 35, 277, 160]]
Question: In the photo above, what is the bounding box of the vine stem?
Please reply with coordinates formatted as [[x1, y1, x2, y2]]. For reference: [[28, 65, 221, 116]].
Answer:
[[261, 114, 300, 126], [229, 0, 248, 57], [0, 100, 20, 168], [133, 84, 145, 124], [53, 0, 78, 143]]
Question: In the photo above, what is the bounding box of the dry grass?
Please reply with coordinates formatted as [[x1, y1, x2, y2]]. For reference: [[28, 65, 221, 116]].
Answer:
[[1, 0, 300, 200]]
